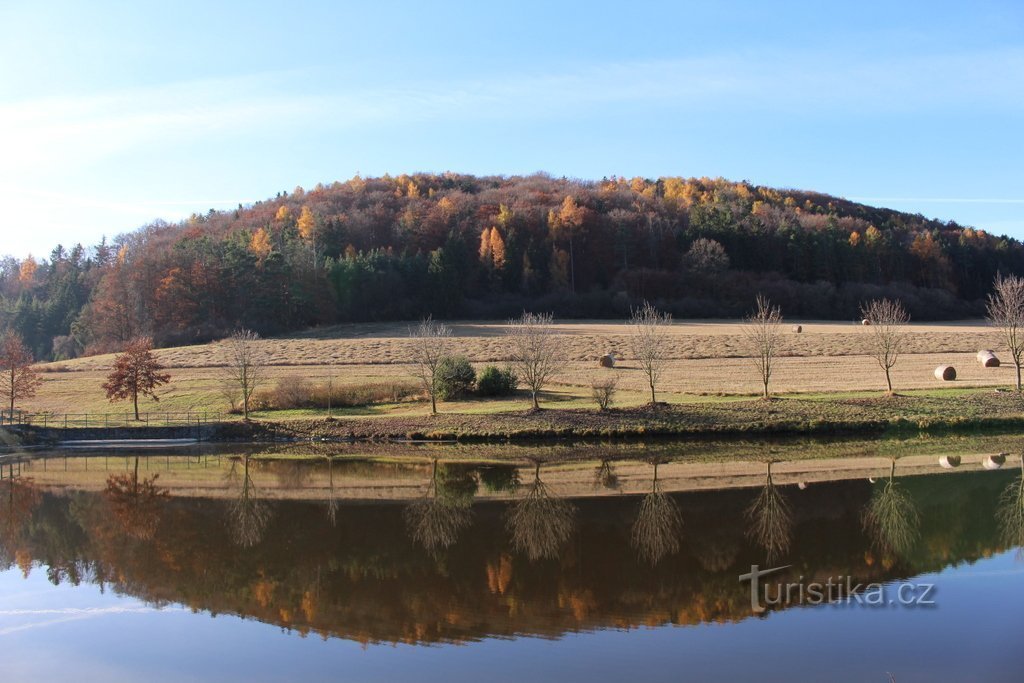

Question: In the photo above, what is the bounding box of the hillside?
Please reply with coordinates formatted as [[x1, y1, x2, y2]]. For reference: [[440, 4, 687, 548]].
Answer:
[[2, 173, 1021, 360]]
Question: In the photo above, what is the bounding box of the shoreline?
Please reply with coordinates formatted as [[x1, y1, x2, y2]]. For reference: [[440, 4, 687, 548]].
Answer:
[[6, 392, 1024, 445]]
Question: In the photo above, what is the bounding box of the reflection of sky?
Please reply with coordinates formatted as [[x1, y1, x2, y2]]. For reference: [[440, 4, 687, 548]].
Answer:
[[1, 550, 1021, 683]]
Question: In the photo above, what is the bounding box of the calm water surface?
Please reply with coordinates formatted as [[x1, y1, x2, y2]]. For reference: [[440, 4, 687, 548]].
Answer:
[[1, 445, 1022, 682]]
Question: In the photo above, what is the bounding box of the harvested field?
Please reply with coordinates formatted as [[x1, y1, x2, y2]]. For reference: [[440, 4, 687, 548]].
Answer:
[[22, 319, 1014, 416]]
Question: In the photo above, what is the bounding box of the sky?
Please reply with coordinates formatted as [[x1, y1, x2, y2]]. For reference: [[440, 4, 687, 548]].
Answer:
[[1, 0, 1022, 259]]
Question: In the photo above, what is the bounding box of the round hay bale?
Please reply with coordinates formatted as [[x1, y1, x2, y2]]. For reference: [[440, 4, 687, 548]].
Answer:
[[984, 454, 1007, 470], [938, 455, 961, 469], [598, 353, 615, 368], [934, 365, 956, 381], [792, 324, 803, 333], [977, 350, 1000, 367], [797, 481, 808, 490]]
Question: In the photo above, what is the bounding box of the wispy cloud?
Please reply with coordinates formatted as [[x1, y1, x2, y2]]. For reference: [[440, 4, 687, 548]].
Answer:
[[0, 605, 185, 637], [1, 46, 1021, 177]]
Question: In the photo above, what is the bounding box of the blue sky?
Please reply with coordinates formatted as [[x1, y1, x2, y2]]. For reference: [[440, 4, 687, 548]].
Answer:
[[1, 0, 1022, 258]]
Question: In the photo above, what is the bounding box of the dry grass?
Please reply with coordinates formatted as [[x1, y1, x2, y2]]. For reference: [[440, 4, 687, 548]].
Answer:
[[21, 319, 1010, 415]]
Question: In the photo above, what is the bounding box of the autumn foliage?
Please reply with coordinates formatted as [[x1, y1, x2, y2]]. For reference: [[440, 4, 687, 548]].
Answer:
[[2, 174, 1024, 361], [102, 337, 171, 419], [0, 331, 41, 415]]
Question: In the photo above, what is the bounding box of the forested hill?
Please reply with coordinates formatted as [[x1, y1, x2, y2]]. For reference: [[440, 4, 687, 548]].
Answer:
[[3, 173, 1022, 360]]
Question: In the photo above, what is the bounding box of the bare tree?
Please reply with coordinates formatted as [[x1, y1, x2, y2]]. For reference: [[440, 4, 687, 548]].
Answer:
[[743, 295, 784, 399], [506, 312, 560, 410], [987, 274, 1024, 391], [629, 302, 672, 404], [409, 317, 452, 414], [861, 298, 909, 394], [0, 331, 41, 417], [222, 329, 265, 420]]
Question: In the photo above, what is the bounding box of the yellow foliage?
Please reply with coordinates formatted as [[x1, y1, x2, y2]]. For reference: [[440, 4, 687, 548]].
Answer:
[[250, 227, 273, 259], [18, 256, 37, 284], [275, 205, 292, 223], [848, 231, 861, 247], [489, 226, 506, 270], [297, 206, 315, 241], [478, 227, 492, 263]]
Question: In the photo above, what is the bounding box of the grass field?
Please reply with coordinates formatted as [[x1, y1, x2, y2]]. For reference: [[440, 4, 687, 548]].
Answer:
[[22, 319, 1013, 419]]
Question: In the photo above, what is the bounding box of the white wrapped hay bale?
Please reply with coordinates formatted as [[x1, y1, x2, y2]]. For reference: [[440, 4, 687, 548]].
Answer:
[[977, 350, 1000, 367], [983, 453, 1007, 470], [938, 455, 961, 469], [934, 365, 956, 381]]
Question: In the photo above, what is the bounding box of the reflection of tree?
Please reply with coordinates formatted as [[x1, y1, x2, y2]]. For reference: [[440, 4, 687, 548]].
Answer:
[[325, 456, 339, 527], [228, 456, 271, 547], [593, 460, 619, 490], [746, 462, 793, 562], [103, 457, 168, 540], [0, 477, 41, 549], [862, 459, 920, 558], [404, 460, 476, 553], [997, 455, 1024, 552], [506, 462, 576, 561], [631, 462, 682, 564], [479, 465, 519, 494]]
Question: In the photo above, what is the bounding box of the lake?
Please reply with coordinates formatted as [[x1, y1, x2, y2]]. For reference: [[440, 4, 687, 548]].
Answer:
[[1, 437, 1022, 682]]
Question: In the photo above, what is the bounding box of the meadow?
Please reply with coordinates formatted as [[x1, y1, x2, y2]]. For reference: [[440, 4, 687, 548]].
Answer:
[[22, 319, 1011, 420]]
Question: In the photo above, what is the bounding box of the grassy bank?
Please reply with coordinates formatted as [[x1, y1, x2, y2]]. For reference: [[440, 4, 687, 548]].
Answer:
[[207, 390, 1024, 441]]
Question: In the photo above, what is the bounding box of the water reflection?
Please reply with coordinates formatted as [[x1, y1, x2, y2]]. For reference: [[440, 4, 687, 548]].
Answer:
[[0, 455, 1019, 647], [594, 459, 619, 490], [404, 460, 476, 553], [745, 461, 793, 562], [506, 461, 576, 561], [102, 456, 168, 540], [631, 461, 683, 565], [862, 459, 921, 560], [324, 456, 339, 526], [227, 455, 272, 547], [997, 454, 1024, 552]]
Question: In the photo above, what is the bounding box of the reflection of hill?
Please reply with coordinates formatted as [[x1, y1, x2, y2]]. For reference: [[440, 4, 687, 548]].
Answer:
[[1, 471, 1014, 646]]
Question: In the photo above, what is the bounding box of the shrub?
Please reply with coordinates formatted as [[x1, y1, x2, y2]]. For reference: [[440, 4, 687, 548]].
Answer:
[[252, 379, 421, 410], [590, 375, 618, 410], [437, 355, 476, 400], [476, 365, 518, 397]]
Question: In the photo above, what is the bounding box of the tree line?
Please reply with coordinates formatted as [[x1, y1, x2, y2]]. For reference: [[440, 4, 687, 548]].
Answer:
[[3, 174, 1023, 361]]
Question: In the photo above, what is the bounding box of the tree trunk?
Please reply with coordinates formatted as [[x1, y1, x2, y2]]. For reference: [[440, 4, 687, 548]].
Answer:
[[430, 392, 437, 415], [133, 389, 140, 421], [532, 390, 539, 410], [763, 379, 769, 399], [1017, 363, 1022, 392], [885, 368, 893, 394], [649, 382, 656, 405]]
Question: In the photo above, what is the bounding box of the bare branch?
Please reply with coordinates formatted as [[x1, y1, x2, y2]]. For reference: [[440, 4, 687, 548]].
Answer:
[[987, 274, 1024, 391], [506, 312, 559, 410], [221, 329, 265, 420], [629, 302, 672, 404], [742, 295, 784, 399], [409, 317, 452, 414], [860, 298, 909, 394]]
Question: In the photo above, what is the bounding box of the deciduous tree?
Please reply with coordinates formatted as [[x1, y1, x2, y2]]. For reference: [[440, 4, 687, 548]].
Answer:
[[0, 331, 41, 416], [987, 274, 1024, 391], [743, 295, 783, 398], [102, 337, 170, 420], [629, 302, 672, 404], [410, 317, 452, 414], [506, 312, 559, 410], [222, 329, 265, 419], [861, 298, 909, 394]]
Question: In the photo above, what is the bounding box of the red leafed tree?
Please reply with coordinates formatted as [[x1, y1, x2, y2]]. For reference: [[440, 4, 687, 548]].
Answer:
[[102, 337, 171, 420], [0, 331, 42, 416]]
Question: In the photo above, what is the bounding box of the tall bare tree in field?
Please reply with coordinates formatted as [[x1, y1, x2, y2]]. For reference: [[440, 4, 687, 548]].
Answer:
[[410, 317, 452, 414], [0, 331, 41, 417], [987, 274, 1024, 391], [743, 295, 784, 399], [102, 337, 171, 420], [222, 329, 265, 420], [629, 302, 672, 404], [861, 298, 909, 394], [506, 312, 559, 410]]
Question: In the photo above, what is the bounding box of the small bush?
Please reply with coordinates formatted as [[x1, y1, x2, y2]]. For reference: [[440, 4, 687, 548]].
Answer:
[[476, 365, 518, 397], [437, 355, 476, 400], [591, 375, 618, 411], [252, 379, 421, 410]]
